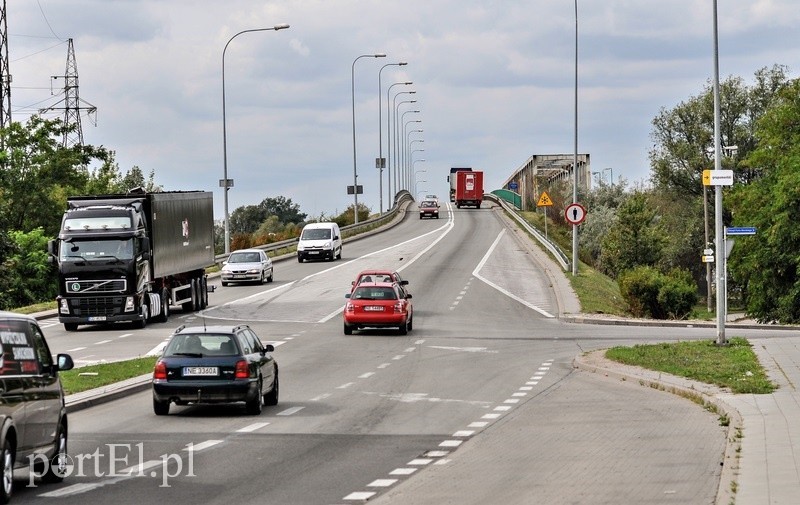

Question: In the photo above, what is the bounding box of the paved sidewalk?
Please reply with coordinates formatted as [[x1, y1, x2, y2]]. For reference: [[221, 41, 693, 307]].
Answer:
[[574, 333, 800, 505]]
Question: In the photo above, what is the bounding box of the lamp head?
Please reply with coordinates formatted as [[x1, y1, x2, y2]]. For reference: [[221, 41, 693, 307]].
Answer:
[[273, 24, 290, 30]]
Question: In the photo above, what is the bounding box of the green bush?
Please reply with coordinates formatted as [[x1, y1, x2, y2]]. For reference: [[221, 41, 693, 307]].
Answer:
[[618, 266, 698, 320], [618, 266, 663, 318]]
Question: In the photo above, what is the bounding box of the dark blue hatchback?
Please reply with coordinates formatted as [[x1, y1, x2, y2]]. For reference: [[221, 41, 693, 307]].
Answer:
[[152, 324, 278, 415]]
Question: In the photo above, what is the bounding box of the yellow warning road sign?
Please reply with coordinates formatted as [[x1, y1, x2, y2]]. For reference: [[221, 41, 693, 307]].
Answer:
[[537, 191, 553, 207]]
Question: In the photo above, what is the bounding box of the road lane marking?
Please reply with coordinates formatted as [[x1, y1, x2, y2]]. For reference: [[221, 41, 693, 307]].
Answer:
[[359, 372, 375, 379], [310, 393, 331, 401], [94, 339, 112, 345], [344, 492, 377, 500], [337, 382, 354, 389], [368, 479, 398, 487], [238, 422, 270, 433], [389, 468, 417, 475], [189, 440, 223, 451], [277, 406, 304, 416], [472, 229, 555, 318]]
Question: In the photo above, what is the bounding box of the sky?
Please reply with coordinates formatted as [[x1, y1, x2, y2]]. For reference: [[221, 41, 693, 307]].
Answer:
[[7, 1, 799, 222]]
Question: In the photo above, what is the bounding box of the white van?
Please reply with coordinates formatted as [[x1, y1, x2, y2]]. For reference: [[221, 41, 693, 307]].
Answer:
[[297, 222, 342, 262]]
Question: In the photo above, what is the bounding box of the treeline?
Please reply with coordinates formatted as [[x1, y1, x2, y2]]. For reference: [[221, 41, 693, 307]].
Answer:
[[541, 65, 799, 323]]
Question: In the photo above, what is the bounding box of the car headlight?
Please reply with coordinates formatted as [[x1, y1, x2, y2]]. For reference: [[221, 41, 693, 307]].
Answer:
[[323, 241, 332, 250]]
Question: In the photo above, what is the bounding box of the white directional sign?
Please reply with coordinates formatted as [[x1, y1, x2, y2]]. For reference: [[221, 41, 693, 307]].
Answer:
[[702, 169, 734, 186]]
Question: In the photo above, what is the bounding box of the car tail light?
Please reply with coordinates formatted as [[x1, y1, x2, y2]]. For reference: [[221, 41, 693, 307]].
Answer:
[[345, 302, 355, 313], [153, 360, 167, 380], [234, 360, 249, 379], [394, 301, 405, 313]]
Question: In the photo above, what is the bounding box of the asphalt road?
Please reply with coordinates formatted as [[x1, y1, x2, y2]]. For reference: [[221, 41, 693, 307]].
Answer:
[[16, 202, 731, 504]]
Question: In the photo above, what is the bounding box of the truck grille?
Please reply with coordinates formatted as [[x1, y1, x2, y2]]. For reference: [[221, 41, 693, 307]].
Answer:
[[66, 279, 127, 294], [75, 297, 124, 317]]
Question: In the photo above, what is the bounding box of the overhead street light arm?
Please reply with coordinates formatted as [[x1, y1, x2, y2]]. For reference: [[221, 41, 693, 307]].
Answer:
[[222, 23, 290, 255]]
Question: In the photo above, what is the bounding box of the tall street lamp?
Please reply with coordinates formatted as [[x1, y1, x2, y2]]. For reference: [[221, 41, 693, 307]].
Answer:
[[406, 130, 423, 190], [572, 0, 579, 276], [401, 116, 421, 190], [409, 147, 424, 191], [222, 23, 290, 255], [351, 53, 386, 224], [387, 82, 412, 205], [378, 63, 407, 213], [393, 94, 416, 195]]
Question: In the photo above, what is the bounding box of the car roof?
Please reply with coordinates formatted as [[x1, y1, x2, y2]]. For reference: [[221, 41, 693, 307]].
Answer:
[[353, 281, 396, 288], [0, 311, 36, 323], [173, 324, 248, 335], [230, 248, 262, 254], [357, 269, 395, 276]]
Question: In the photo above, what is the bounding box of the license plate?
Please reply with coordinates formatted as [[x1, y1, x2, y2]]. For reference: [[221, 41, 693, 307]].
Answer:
[[183, 366, 219, 376], [88, 316, 107, 321], [364, 306, 384, 312], [308, 251, 320, 255], [233, 274, 245, 279]]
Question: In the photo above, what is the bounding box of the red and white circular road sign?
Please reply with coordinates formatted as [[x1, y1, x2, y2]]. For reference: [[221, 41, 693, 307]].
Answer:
[[564, 203, 587, 225]]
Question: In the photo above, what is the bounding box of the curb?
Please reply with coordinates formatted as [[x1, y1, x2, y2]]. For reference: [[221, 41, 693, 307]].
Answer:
[[573, 350, 741, 505], [65, 374, 152, 413]]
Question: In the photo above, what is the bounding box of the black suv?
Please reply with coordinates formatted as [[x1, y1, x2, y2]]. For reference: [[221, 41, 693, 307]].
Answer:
[[152, 324, 278, 415], [0, 311, 74, 503]]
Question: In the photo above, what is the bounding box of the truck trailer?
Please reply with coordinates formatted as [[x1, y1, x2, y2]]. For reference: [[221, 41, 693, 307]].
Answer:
[[447, 167, 472, 202], [48, 190, 215, 331], [455, 170, 484, 208]]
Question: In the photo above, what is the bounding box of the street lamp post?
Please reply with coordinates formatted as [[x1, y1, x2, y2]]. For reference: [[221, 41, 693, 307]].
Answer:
[[387, 82, 412, 206], [414, 165, 426, 194], [222, 23, 289, 255], [378, 63, 407, 213], [351, 53, 386, 224], [572, 0, 579, 276], [393, 95, 416, 194], [414, 179, 427, 198], [402, 118, 421, 190], [410, 148, 424, 190], [602, 167, 613, 185], [406, 132, 423, 190]]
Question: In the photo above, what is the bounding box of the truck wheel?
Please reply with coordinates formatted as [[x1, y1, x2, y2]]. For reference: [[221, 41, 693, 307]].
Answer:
[[201, 277, 209, 308], [182, 280, 197, 312], [156, 288, 170, 323], [134, 303, 148, 329], [64, 323, 78, 332]]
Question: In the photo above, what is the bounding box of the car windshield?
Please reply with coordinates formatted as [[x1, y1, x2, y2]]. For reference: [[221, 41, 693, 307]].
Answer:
[[352, 287, 398, 300], [229, 252, 260, 263], [421, 201, 435, 207], [302, 228, 331, 240], [164, 333, 238, 356]]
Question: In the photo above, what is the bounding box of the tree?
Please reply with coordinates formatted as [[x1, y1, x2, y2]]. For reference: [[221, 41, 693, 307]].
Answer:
[[3, 228, 56, 309], [728, 78, 800, 323], [0, 116, 110, 236], [229, 196, 307, 235], [598, 192, 667, 278], [649, 65, 789, 195]]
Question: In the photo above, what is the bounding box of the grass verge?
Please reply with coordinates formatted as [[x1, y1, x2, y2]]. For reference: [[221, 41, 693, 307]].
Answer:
[[60, 356, 158, 395], [605, 337, 775, 394]]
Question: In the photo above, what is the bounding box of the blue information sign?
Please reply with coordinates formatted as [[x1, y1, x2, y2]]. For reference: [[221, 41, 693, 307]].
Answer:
[[508, 182, 518, 190], [726, 227, 756, 235]]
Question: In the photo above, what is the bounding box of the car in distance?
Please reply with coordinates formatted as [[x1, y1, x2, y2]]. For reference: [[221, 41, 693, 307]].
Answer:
[[343, 282, 413, 335], [350, 270, 409, 293], [152, 324, 278, 416], [221, 248, 273, 286], [0, 311, 75, 503], [419, 200, 440, 219]]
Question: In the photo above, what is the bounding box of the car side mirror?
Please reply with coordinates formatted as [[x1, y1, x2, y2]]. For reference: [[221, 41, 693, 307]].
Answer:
[[406, 294, 413, 299], [345, 293, 351, 299], [400, 280, 409, 285], [57, 353, 75, 371], [264, 344, 275, 353]]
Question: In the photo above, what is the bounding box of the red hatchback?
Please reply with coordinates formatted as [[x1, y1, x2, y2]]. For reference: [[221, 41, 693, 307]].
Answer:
[[350, 270, 409, 292], [344, 282, 413, 335]]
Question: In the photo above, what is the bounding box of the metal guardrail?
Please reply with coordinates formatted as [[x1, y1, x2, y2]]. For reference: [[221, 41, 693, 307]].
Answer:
[[484, 193, 571, 271], [214, 190, 415, 265]]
